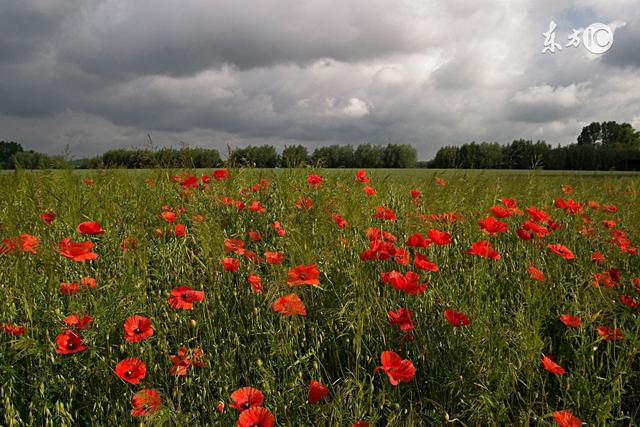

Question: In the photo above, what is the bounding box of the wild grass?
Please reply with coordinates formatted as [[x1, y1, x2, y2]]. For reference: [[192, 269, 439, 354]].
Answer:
[[0, 168, 639, 426]]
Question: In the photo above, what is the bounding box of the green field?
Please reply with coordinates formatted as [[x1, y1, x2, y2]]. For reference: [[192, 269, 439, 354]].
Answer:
[[1, 168, 639, 426]]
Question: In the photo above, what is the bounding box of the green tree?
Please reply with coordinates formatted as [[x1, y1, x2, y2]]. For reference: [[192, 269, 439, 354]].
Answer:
[[430, 146, 460, 168], [0, 141, 24, 169], [354, 144, 384, 168], [282, 145, 308, 167], [578, 121, 640, 145]]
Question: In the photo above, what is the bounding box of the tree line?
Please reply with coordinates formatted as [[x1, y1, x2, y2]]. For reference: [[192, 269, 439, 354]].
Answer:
[[1, 121, 639, 170], [427, 122, 640, 170], [0, 143, 418, 169]]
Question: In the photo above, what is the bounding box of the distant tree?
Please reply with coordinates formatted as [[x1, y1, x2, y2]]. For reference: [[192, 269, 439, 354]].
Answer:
[[578, 121, 640, 146], [382, 144, 417, 168], [600, 121, 639, 145], [0, 141, 23, 169], [282, 145, 308, 167], [312, 145, 343, 167], [430, 146, 460, 168], [354, 144, 384, 168], [229, 145, 279, 168], [503, 139, 550, 169], [577, 122, 602, 145]]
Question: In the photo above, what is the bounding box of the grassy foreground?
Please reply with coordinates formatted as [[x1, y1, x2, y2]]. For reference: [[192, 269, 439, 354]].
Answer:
[[1, 168, 639, 426]]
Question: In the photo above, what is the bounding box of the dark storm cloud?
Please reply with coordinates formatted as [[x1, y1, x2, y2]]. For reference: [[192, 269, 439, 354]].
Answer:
[[0, 0, 639, 159], [603, 24, 640, 68], [57, 1, 425, 77]]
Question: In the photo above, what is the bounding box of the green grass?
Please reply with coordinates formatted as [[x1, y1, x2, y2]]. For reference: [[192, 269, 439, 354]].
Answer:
[[1, 168, 639, 426]]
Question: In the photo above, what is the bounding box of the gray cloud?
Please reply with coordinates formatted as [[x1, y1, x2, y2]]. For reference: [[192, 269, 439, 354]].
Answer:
[[0, 0, 639, 160], [603, 24, 640, 68]]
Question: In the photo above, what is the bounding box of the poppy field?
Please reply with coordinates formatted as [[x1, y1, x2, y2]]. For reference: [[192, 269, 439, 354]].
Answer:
[[1, 168, 639, 426]]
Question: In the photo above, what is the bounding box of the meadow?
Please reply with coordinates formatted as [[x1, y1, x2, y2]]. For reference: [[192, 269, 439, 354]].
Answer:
[[1, 168, 639, 426]]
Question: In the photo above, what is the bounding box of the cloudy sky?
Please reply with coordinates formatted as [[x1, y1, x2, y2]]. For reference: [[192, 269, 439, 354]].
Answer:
[[1, 0, 639, 160]]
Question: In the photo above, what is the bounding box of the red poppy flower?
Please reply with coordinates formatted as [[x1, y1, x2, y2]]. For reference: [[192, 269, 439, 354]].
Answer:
[[362, 186, 376, 196], [307, 175, 322, 186], [20, 234, 40, 253], [249, 201, 266, 213], [374, 351, 416, 385], [272, 221, 286, 236], [295, 197, 314, 210], [80, 277, 96, 288], [591, 251, 605, 263], [63, 314, 93, 330], [115, 358, 147, 384], [307, 380, 329, 404], [427, 229, 451, 245], [519, 220, 549, 239], [527, 265, 544, 281], [552, 410, 581, 427], [525, 206, 551, 224], [221, 257, 241, 272], [619, 294, 639, 308], [83, 178, 94, 186], [76, 221, 104, 235], [168, 285, 204, 309], [373, 206, 396, 221], [352, 422, 370, 427], [500, 198, 518, 209], [387, 308, 415, 332], [435, 176, 446, 187], [224, 239, 244, 253], [216, 402, 225, 413], [406, 233, 429, 248], [592, 271, 616, 288], [465, 240, 500, 260], [443, 309, 470, 327], [161, 211, 177, 222], [559, 314, 581, 328], [489, 205, 512, 218], [55, 330, 87, 354], [331, 213, 348, 229], [410, 189, 421, 199], [169, 347, 192, 376], [56, 238, 98, 261], [355, 170, 369, 183], [59, 282, 81, 295], [380, 270, 427, 295], [271, 294, 306, 316], [554, 198, 582, 214], [597, 325, 623, 341], [478, 216, 508, 235], [230, 387, 264, 411], [174, 224, 186, 237], [541, 354, 565, 375], [123, 315, 154, 343], [248, 231, 262, 242], [213, 169, 228, 180], [1, 234, 40, 254], [264, 252, 283, 265], [287, 264, 320, 286], [547, 244, 574, 260], [40, 211, 56, 225], [130, 389, 161, 417], [413, 253, 438, 272], [236, 407, 274, 427], [1, 323, 26, 336], [247, 273, 263, 293]]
